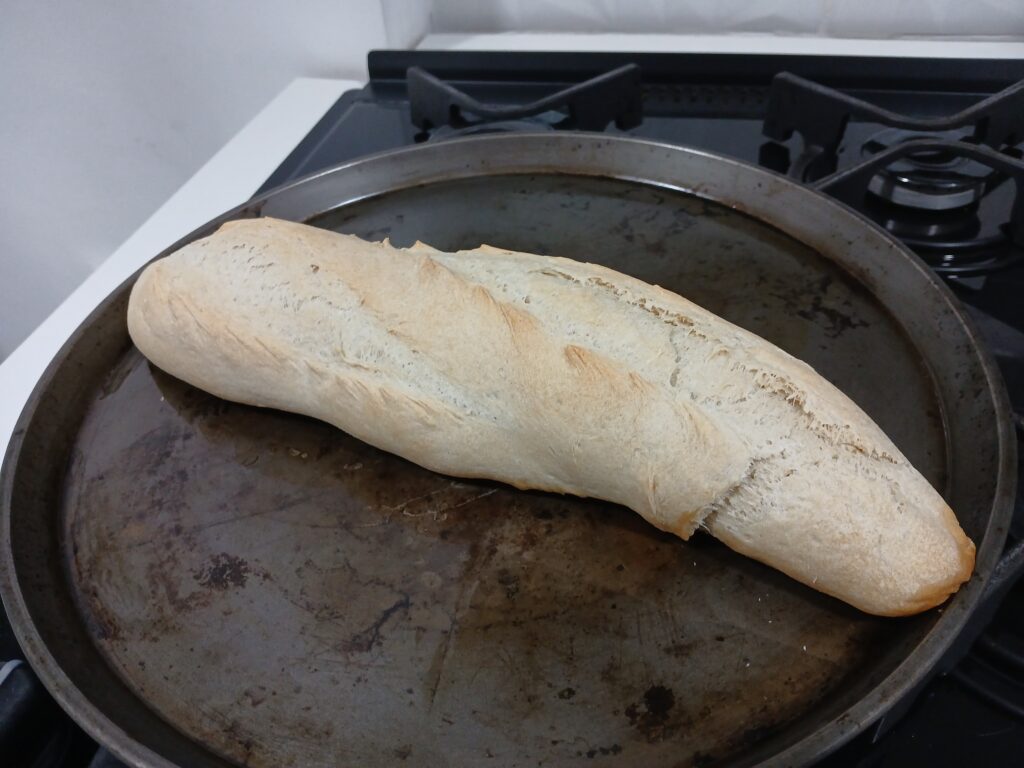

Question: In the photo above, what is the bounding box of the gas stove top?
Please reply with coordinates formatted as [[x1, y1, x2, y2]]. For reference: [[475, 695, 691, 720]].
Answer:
[[4, 50, 1024, 767]]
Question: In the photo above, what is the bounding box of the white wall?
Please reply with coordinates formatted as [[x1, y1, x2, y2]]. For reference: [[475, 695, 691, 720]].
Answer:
[[0, 0, 398, 359], [430, 0, 1024, 39]]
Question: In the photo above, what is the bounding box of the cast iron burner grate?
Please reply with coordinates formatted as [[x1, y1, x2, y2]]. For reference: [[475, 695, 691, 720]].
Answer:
[[408, 64, 643, 141]]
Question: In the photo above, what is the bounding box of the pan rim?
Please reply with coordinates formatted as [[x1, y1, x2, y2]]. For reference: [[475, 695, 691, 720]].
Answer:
[[1, 132, 1015, 768]]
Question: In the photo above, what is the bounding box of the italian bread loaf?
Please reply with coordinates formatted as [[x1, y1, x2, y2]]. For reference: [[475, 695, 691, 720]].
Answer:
[[127, 217, 975, 616]]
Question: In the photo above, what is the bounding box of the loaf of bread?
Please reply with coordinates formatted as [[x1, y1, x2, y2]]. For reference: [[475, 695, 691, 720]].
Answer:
[[127, 217, 975, 615]]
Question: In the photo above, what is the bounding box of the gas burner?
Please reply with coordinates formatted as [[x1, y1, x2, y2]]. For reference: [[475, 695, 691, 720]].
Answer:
[[850, 166, 1022, 278], [417, 117, 557, 143], [861, 166, 1012, 249], [762, 73, 1024, 279], [862, 128, 998, 211]]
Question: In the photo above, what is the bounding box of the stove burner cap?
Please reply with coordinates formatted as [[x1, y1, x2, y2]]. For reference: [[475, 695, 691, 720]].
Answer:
[[420, 118, 557, 143], [862, 128, 995, 211]]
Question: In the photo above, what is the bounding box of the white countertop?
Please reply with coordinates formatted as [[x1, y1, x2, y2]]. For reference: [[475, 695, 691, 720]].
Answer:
[[0, 77, 357, 463]]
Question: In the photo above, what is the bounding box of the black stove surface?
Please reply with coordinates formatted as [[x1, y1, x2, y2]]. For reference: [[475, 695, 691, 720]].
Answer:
[[4, 50, 1024, 768]]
